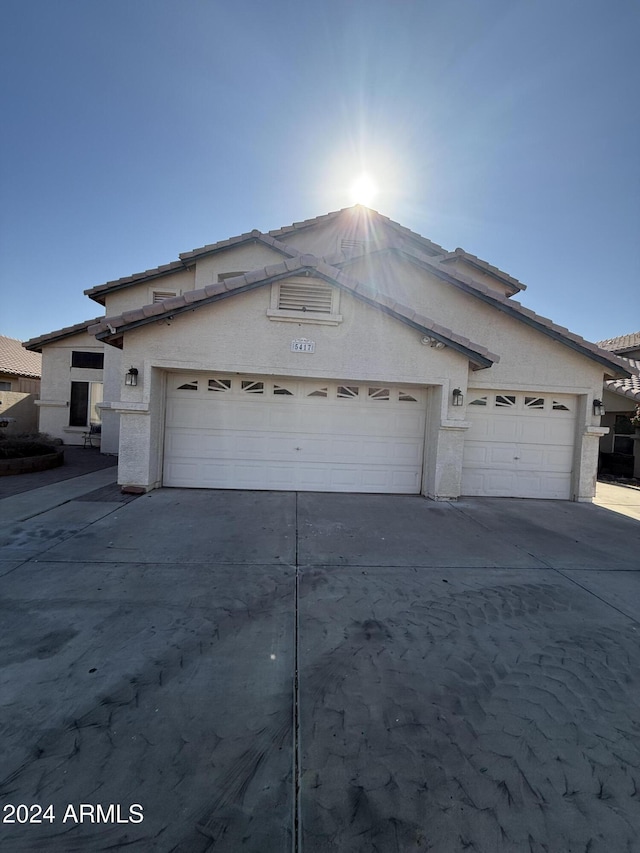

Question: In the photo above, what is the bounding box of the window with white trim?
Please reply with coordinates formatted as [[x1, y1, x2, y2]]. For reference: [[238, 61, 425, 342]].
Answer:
[[267, 277, 342, 325]]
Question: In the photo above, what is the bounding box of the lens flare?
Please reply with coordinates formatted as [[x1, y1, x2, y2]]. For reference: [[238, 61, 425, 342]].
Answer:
[[349, 173, 378, 206]]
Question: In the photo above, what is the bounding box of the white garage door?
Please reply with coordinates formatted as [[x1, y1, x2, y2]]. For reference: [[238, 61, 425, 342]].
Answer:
[[163, 374, 426, 493], [461, 391, 576, 499]]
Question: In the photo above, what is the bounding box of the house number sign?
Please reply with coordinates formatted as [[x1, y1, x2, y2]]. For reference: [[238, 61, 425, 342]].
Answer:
[[291, 338, 315, 353]]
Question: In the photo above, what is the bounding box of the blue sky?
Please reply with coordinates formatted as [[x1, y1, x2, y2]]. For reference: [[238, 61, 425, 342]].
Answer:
[[1, 0, 638, 344]]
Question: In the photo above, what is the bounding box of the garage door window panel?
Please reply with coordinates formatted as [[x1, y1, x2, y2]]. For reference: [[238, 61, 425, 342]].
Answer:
[[242, 380, 264, 394], [337, 386, 359, 399], [368, 387, 390, 401], [524, 396, 545, 410], [495, 395, 516, 408]]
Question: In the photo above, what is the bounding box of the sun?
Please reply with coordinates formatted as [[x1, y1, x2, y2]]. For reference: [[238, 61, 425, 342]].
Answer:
[[349, 173, 378, 206]]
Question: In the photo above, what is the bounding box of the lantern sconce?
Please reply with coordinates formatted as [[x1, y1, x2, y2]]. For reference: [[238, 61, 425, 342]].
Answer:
[[125, 367, 139, 387], [592, 399, 605, 417], [452, 388, 464, 406]]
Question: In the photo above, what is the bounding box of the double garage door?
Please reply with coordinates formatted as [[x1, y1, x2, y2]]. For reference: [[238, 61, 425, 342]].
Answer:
[[163, 373, 427, 493], [462, 390, 577, 499]]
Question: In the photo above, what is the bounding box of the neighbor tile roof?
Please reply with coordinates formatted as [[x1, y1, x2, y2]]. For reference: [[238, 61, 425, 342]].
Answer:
[[605, 358, 640, 403], [89, 254, 499, 370], [23, 317, 105, 352], [0, 335, 42, 378], [596, 332, 640, 354]]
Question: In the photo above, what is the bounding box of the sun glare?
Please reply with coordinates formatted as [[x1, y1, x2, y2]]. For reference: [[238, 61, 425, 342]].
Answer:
[[349, 173, 378, 206]]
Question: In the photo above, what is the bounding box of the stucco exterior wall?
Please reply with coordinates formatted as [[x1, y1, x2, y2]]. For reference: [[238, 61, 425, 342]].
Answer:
[[275, 218, 367, 258], [118, 284, 469, 389], [193, 243, 289, 290], [99, 344, 122, 454], [37, 330, 105, 445], [0, 391, 39, 434], [104, 268, 195, 317]]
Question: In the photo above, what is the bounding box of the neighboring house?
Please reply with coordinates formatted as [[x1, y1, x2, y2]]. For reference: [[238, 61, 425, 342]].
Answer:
[[0, 335, 42, 434], [24, 206, 630, 500], [596, 332, 640, 478]]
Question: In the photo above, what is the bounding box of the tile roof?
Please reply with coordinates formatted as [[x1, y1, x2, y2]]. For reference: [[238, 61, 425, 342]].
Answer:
[[596, 332, 640, 354], [23, 317, 105, 352], [373, 245, 631, 378], [80, 206, 534, 311], [268, 206, 448, 257], [605, 358, 640, 403], [0, 335, 42, 378], [84, 261, 187, 304], [85, 232, 301, 305], [439, 247, 526, 293], [89, 254, 498, 370]]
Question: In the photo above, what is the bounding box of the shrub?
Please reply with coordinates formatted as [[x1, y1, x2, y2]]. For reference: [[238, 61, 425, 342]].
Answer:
[[0, 439, 57, 459]]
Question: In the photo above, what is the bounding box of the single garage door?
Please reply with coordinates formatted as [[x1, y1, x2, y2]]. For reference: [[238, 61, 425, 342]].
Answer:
[[461, 391, 576, 499], [163, 373, 426, 493]]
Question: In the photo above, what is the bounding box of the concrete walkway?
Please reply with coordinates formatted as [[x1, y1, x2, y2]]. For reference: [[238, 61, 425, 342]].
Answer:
[[594, 480, 640, 521], [0, 482, 639, 852]]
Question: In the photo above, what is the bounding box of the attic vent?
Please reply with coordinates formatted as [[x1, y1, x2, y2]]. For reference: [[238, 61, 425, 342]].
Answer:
[[153, 291, 176, 302], [341, 239, 366, 252], [218, 271, 246, 282], [278, 281, 333, 314]]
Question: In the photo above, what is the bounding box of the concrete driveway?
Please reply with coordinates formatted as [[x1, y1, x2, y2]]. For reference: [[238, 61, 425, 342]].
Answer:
[[1, 476, 640, 852]]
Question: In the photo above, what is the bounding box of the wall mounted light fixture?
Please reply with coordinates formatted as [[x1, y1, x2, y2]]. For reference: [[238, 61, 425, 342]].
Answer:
[[592, 399, 605, 417], [125, 367, 139, 387], [452, 388, 464, 406]]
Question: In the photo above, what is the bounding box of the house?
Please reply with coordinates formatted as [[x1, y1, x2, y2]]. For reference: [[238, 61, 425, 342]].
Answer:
[[596, 332, 640, 478], [24, 206, 630, 500], [0, 336, 42, 434]]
